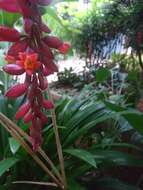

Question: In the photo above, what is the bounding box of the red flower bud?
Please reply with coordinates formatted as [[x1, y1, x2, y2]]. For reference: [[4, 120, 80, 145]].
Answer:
[[30, 125, 42, 151], [43, 99, 54, 110], [40, 42, 53, 59], [42, 58, 58, 75], [8, 39, 28, 58], [43, 36, 62, 49], [15, 101, 31, 120], [38, 74, 48, 90], [0, 26, 20, 42], [58, 42, 71, 54], [35, 88, 43, 105], [0, 0, 20, 13], [24, 111, 33, 123], [38, 112, 48, 125], [3, 64, 25, 75], [41, 23, 51, 33], [5, 83, 28, 98]]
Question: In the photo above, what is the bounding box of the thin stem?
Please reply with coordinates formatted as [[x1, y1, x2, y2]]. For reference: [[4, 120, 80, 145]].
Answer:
[[47, 88, 67, 190], [12, 181, 57, 187], [0, 112, 64, 190], [0, 112, 63, 184]]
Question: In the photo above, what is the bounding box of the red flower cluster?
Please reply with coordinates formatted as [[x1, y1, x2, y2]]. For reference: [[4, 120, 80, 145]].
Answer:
[[0, 0, 70, 150]]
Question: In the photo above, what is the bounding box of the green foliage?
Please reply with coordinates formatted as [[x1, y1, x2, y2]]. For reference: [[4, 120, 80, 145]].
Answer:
[[96, 177, 140, 190], [0, 1, 143, 189], [9, 138, 20, 155], [0, 158, 19, 177], [96, 67, 111, 82], [64, 149, 97, 168]]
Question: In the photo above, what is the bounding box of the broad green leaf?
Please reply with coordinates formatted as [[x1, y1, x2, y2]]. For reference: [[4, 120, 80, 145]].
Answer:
[[9, 138, 20, 154], [92, 150, 143, 167], [63, 113, 113, 147], [96, 68, 111, 82], [105, 101, 143, 135], [63, 101, 105, 136], [0, 158, 19, 177], [64, 149, 97, 168], [122, 113, 143, 135]]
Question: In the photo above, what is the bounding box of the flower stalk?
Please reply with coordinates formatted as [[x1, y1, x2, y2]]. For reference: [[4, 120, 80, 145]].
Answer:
[[47, 87, 67, 189], [0, 0, 70, 188], [0, 112, 64, 189]]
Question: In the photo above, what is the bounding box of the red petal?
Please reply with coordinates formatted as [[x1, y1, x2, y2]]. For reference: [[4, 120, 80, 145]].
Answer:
[[3, 64, 25, 75], [38, 112, 48, 125], [5, 83, 28, 98], [39, 42, 53, 59], [0, 0, 20, 13], [24, 111, 33, 123], [24, 18, 33, 34], [17, 0, 39, 17], [43, 99, 54, 110], [58, 42, 71, 54], [43, 36, 62, 49], [38, 74, 48, 90], [8, 39, 28, 59], [15, 101, 31, 120], [0, 26, 20, 42], [30, 124, 42, 151], [42, 58, 58, 75], [41, 23, 51, 33], [35, 88, 43, 105]]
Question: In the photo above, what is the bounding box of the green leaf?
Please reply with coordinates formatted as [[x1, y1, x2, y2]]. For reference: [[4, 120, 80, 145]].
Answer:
[[92, 150, 143, 167], [96, 177, 140, 190], [0, 50, 5, 67], [0, 158, 19, 177], [64, 149, 97, 168], [63, 113, 113, 147], [105, 101, 143, 135], [68, 179, 86, 190], [128, 71, 138, 81], [122, 113, 143, 135], [0, 185, 7, 190], [96, 68, 111, 82], [43, 7, 64, 27], [0, 11, 20, 27], [9, 138, 20, 154]]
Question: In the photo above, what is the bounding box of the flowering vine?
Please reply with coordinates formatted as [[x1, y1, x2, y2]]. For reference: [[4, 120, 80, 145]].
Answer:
[[0, 0, 70, 151]]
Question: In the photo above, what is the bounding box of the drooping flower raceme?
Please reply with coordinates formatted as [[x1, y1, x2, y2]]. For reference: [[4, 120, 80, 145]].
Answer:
[[0, 0, 70, 150]]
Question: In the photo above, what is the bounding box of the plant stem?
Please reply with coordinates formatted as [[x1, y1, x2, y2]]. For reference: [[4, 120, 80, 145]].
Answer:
[[47, 87, 67, 190], [0, 112, 63, 184], [0, 112, 64, 189], [12, 181, 57, 187]]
